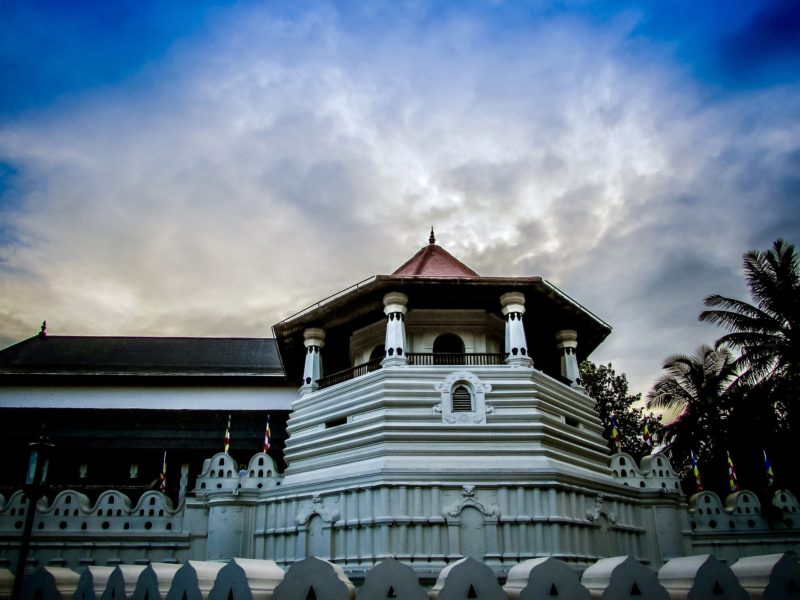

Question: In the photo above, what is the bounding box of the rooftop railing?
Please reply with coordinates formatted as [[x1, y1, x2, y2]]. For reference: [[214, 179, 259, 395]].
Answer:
[[317, 358, 382, 389], [407, 352, 505, 366], [317, 353, 506, 389]]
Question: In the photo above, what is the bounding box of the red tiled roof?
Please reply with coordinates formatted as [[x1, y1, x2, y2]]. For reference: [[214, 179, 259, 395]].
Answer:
[[391, 243, 479, 278]]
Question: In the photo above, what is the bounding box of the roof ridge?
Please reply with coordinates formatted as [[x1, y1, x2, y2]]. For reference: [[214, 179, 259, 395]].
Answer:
[[391, 243, 479, 277]]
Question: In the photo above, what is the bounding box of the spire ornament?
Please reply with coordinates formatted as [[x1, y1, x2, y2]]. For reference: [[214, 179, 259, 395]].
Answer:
[[429, 227, 436, 245]]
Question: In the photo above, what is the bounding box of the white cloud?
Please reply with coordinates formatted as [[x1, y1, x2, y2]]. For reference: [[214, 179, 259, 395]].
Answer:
[[1, 4, 798, 393]]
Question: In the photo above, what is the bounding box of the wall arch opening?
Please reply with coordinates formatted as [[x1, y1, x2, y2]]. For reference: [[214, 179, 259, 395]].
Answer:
[[433, 333, 465, 364]]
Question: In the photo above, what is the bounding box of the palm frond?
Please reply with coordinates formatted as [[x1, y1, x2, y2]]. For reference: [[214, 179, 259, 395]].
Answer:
[[701, 295, 770, 320]]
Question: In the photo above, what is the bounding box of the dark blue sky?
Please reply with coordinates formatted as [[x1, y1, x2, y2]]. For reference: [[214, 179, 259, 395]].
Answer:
[[3, 0, 799, 117], [1, 0, 231, 115]]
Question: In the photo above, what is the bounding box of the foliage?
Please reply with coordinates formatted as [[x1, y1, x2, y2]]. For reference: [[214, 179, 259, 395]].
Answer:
[[579, 361, 663, 462], [637, 239, 800, 496], [700, 239, 800, 432], [646, 345, 738, 490], [583, 240, 800, 496]]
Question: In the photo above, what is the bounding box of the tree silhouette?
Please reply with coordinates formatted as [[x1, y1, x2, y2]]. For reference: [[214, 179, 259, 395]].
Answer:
[[580, 361, 663, 462], [646, 345, 738, 492], [700, 239, 800, 432]]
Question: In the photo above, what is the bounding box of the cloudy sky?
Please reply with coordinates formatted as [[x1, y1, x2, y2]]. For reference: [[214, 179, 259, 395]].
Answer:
[[1, 0, 799, 394]]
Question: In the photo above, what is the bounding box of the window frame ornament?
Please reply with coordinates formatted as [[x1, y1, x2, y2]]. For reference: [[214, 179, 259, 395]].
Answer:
[[434, 370, 493, 424], [451, 385, 473, 412]]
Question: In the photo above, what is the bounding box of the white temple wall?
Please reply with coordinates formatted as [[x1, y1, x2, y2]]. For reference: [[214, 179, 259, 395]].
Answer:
[[0, 489, 206, 571], [282, 366, 612, 488], [687, 489, 800, 564], [1, 462, 799, 576], [253, 481, 673, 576], [0, 385, 295, 410]]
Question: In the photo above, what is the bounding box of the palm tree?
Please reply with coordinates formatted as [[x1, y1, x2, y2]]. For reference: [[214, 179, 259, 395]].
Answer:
[[699, 239, 800, 386], [646, 345, 739, 481]]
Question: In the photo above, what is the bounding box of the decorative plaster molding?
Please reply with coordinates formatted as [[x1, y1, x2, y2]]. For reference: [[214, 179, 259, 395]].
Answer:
[[586, 493, 616, 525], [442, 485, 501, 518], [434, 371, 492, 425], [296, 494, 341, 526]]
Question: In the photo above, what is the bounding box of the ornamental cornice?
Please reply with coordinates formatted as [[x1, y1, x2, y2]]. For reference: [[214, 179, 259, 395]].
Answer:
[[434, 371, 492, 395]]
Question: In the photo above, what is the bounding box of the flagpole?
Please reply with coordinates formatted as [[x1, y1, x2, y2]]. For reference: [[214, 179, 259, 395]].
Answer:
[[763, 449, 774, 487], [727, 450, 739, 492], [224, 414, 231, 454], [159, 451, 167, 493], [610, 417, 621, 452], [690, 450, 703, 492], [263, 414, 271, 453]]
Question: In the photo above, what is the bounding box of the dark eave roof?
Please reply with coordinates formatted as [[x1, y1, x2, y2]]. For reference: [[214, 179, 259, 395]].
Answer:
[[273, 274, 611, 383], [0, 335, 286, 378]]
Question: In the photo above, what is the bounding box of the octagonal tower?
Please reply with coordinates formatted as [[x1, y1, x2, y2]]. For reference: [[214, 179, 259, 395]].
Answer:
[[263, 234, 686, 574]]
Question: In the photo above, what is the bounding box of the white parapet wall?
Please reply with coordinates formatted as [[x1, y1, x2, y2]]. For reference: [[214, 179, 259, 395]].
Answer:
[[0, 450, 798, 575], [9, 554, 800, 599], [687, 488, 800, 564]]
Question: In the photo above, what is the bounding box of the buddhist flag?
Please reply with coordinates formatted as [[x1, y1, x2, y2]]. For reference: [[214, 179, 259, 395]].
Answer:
[[610, 417, 622, 452], [727, 450, 739, 492], [642, 419, 652, 448], [690, 450, 703, 491], [224, 414, 231, 454], [263, 415, 272, 453], [763, 450, 774, 487], [159, 451, 167, 493]]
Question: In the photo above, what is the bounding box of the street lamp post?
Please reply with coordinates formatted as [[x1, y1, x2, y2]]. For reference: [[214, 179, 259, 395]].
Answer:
[[11, 432, 54, 600]]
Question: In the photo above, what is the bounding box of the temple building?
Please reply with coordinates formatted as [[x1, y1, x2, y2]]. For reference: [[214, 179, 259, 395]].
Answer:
[[0, 232, 798, 577], [0, 334, 293, 503]]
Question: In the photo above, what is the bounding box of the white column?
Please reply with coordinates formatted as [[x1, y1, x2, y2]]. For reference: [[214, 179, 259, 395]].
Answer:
[[382, 291, 408, 367], [300, 327, 325, 395], [555, 329, 582, 387], [500, 291, 532, 367]]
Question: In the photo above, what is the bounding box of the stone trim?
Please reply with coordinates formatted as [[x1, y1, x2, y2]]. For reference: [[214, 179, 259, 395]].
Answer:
[[433, 370, 493, 424]]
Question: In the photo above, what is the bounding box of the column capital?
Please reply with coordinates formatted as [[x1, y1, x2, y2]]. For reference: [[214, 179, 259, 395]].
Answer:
[[383, 292, 409, 316], [500, 291, 526, 316], [303, 327, 326, 348], [555, 329, 578, 350]]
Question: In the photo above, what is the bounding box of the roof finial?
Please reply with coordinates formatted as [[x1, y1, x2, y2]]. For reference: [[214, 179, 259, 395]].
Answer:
[[39, 320, 47, 337], [429, 226, 436, 245]]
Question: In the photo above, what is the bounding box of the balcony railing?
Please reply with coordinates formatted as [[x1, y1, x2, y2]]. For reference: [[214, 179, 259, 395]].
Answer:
[[317, 358, 382, 389], [314, 352, 584, 393], [317, 353, 507, 389], [407, 352, 506, 366]]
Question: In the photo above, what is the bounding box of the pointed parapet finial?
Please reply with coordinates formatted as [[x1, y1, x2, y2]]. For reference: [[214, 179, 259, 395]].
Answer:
[[429, 226, 436, 244], [39, 320, 47, 337]]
